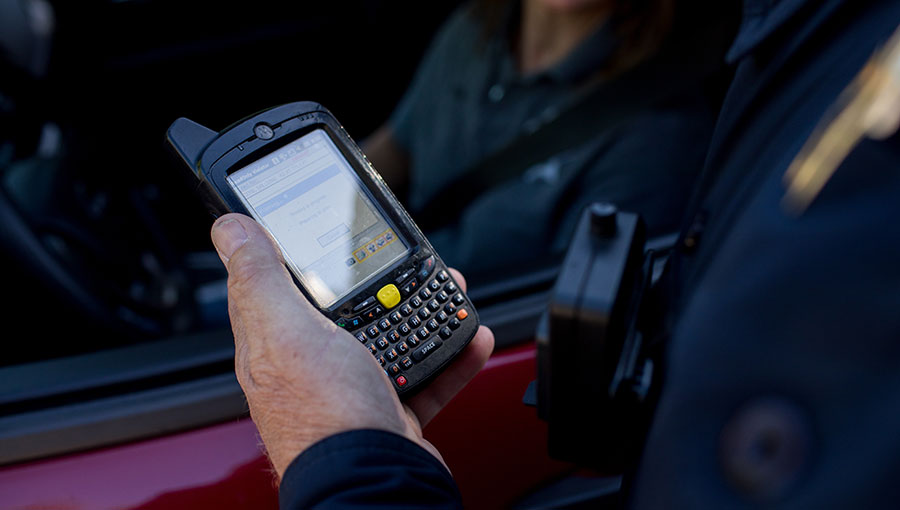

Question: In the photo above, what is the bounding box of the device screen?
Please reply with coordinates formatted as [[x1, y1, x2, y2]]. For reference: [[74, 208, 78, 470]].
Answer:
[[226, 128, 410, 308]]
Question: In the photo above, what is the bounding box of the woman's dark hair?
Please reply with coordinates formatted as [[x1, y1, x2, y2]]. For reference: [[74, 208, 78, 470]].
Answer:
[[468, 0, 676, 77]]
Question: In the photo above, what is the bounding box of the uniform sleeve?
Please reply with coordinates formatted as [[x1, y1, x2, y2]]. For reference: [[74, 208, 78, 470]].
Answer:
[[278, 430, 462, 510]]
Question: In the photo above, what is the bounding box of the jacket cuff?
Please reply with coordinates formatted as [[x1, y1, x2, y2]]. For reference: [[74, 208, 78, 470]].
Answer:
[[279, 429, 462, 510]]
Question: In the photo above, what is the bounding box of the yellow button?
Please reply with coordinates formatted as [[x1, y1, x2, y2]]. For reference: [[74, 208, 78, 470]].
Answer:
[[376, 284, 401, 309]]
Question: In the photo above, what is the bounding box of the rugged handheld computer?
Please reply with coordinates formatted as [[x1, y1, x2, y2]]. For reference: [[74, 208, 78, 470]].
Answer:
[[167, 102, 479, 396]]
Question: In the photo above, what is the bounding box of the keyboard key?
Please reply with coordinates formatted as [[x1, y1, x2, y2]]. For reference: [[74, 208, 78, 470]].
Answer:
[[366, 325, 380, 339], [418, 308, 430, 320], [452, 294, 465, 306], [448, 317, 461, 330], [376, 338, 389, 350], [411, 339, 443, 362], [428, 300, 440, 312], [352, 297, 377, 313], [437, 270, 449, 282], [368, 344, 378, 355], [426, 319, 440, 332], [397, 342, 409, 354], [457, 309, 469, 321], [395, 375, 408, 387], [416, 256, 435, 282], [355, 332, 367, 343], [400, 357, 413, 370], [445, 281, 458, 294], [395, 267, 416, 285], [408, 316, 421, 328], [362, 306, 385, 323], [410, 296, 423, 308], [416, 328, 429, 340], [436, 310, 449, 323], [400, 278, 419, 297], [439, 327, 452, 339], [378, 318, 392, 331], [399, 323, 412, 336], [436, 291, 449, 303], [386, 349, 399, 362], [387, 330, 401, 343], [376, 284, 401, 309], [400, 304, 414, 316], [428, 280, 441, 292], [389, 311, 403, 324], [388, 364, 401, 375], [444, 303, 457, 315]]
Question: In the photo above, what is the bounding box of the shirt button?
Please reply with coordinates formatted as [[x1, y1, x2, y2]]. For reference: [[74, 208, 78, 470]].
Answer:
[[488, 84, 505, 102], [719, 397, 811, 502]]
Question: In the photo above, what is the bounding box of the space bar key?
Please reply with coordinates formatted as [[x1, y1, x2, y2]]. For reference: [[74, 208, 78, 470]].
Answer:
[[411, 339, 443, 362]]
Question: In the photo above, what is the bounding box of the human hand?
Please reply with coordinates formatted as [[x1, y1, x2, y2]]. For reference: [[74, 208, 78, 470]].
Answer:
[[210, 213, 495, 478]]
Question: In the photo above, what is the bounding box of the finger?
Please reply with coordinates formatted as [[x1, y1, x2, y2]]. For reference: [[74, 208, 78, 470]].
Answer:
[[405, 325, 494, 428], [447, 267, 467, 293], [211, 214, 327, 344]]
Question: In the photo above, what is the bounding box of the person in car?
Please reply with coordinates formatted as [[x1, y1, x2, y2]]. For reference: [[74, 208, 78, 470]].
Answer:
[[210, 0, 900, 507], [363, 0, 727, 280]]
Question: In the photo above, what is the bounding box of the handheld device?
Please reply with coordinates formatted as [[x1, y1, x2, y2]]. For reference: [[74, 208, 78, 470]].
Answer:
[[166, 102, 479, 396]]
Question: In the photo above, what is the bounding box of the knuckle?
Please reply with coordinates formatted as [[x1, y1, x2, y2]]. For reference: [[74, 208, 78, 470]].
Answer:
[[226, 254, 280, 298]]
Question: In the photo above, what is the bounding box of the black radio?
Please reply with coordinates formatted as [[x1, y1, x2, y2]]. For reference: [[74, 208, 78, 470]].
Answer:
[[533, 203, 663, 471]]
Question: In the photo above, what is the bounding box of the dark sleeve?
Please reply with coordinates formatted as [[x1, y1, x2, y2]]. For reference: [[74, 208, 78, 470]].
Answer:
[[278, 430, 462, 510]]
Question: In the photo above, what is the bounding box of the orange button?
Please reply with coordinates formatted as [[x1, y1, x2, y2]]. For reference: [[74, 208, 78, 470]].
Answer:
[[456, 309, 468, 320]]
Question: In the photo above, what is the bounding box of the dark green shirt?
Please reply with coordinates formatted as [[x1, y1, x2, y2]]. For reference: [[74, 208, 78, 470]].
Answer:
[[391, 4, 713, 279]]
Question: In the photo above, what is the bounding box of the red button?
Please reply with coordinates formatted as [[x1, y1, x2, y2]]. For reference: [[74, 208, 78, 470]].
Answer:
[[396, 375, 408, 387]]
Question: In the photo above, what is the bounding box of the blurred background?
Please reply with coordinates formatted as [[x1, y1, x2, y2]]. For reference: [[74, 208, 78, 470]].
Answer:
[[1, 0, 460, 365]]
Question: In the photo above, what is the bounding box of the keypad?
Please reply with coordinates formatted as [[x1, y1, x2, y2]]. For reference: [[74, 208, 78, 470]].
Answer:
[[332, 258, 471, 389]]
